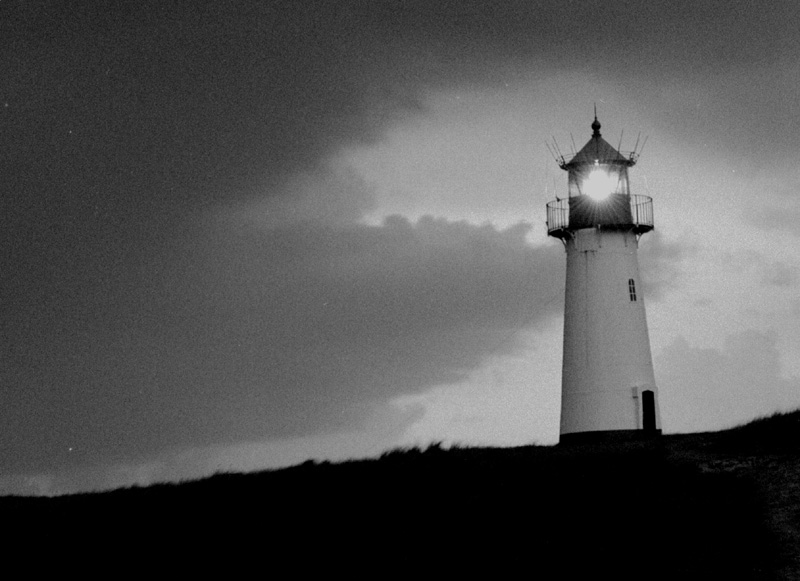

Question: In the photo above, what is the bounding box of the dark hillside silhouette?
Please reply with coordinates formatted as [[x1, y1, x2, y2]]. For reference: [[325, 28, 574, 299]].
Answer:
[[4, 410, 799, 578]]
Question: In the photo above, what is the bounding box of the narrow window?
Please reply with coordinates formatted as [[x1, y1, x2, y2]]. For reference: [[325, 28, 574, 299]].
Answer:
[[628, 278, 637, 301]]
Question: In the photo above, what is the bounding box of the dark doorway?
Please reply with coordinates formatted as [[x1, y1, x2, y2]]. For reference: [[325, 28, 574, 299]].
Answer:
[[642, 390, 656, 431]]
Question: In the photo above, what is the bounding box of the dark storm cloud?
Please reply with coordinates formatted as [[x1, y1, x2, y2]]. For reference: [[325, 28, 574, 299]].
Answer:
[[3, 213, 562, 472], [2, 1, 794, 475]]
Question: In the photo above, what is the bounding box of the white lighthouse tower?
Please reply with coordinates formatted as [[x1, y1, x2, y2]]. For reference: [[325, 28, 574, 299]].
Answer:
[[546, 115, 661, 443]]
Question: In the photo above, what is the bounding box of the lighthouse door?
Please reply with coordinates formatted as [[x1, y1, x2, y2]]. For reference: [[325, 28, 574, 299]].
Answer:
[[642, 390, 656, 432]]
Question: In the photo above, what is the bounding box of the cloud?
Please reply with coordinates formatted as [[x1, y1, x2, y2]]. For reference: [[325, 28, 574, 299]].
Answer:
[[657, 331, 800, 433], [746, 170, 800, 236], [638, 231, 689, 301], [1, 209, 564, 473], [762, 262, 800, 288]]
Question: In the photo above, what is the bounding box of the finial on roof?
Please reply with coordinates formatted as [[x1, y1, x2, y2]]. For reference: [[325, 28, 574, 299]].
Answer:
[[591, 104, 601, 137]]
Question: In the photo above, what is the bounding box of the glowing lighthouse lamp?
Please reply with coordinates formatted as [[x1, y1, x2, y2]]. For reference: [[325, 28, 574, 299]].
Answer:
[[583, 163, 618, 200], [546, 116, 661, 443]]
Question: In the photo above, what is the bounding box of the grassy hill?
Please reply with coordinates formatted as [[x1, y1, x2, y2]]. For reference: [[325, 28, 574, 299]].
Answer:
[[4, 410, 799, 578]]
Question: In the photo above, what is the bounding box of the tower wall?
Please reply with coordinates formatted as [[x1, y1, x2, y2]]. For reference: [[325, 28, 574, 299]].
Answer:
[[560, 227, 661, 437]]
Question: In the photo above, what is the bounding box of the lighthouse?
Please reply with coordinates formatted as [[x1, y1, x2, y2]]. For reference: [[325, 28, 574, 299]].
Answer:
[[546, 116, 661, 443]]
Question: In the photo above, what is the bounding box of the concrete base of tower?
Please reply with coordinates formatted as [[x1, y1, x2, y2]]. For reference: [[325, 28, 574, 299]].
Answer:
[[559, 429, 662, 446]]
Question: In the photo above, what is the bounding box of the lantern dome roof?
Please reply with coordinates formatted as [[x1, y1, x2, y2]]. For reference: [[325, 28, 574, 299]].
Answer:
[[563, 117, 634, 169]]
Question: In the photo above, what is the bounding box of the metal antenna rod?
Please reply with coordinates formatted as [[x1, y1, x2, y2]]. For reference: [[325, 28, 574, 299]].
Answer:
[[639, 135, 649, 156], [552, 136, 565, 159], [545, 141, 559, 163]]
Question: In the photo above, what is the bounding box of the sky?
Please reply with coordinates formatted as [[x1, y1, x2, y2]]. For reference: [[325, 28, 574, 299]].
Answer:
[[2, 0, 800, 495]]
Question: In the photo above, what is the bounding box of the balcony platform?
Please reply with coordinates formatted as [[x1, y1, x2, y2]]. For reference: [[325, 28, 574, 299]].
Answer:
[[547, 194, 653, 238]]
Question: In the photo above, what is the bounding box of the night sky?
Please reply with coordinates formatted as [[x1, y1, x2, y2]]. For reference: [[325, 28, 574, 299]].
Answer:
[[3, 1, 800, 494]]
